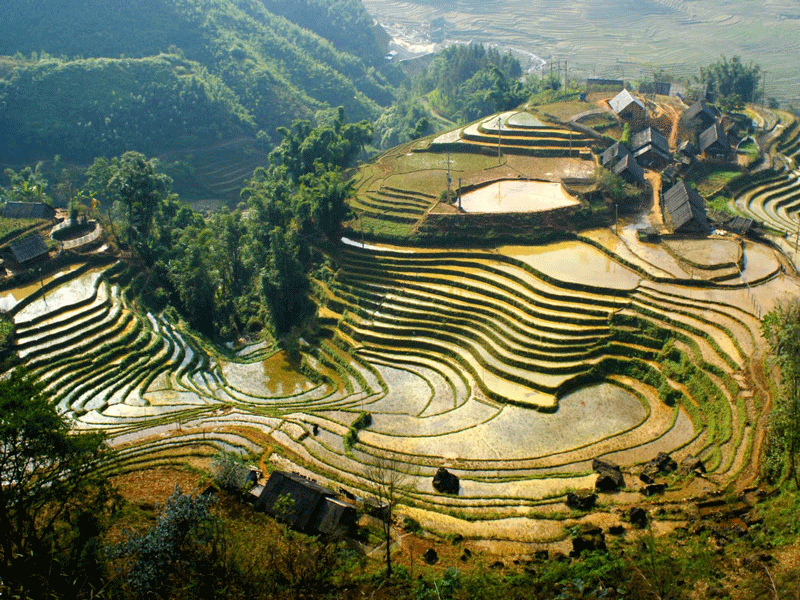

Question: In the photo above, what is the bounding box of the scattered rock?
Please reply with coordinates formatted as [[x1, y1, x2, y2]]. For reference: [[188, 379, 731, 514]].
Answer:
[[641, 483, 666, 496], [639, 471, 656, 484], [451, 533, 464, 544], [423, 548, 438, 565], [432, 467, 460, 495], [490, 561, 505, 569], [534, 550, 549, 561], [642, 452, 678, 481], [629, 507, 648, 528], [566, 490, 597, 511], [680, 455, 705, 474], [571, 526, 606, 556], [596, 468, 625, 492]]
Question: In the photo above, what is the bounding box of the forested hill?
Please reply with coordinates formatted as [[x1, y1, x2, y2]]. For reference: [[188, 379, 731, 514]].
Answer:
[[0, 0, 397, 169]]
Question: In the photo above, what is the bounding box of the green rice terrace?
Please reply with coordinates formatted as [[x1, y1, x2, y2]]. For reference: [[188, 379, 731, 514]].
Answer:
[[4, 104, 800, 549]]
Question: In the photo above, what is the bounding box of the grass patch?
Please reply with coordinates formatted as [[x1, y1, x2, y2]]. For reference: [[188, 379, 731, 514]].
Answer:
[[0, 216, 46, 244], [690, 164, 742, 196]]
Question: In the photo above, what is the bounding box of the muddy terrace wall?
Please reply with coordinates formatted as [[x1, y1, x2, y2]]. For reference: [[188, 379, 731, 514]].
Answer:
[[417, 204, 614, 244]]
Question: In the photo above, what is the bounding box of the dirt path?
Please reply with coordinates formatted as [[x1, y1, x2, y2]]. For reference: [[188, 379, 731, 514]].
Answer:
[[660, 101, 682, 149], [644, 169, 665, 230]]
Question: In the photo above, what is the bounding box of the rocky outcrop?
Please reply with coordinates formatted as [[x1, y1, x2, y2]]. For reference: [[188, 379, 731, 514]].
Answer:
[[593, 458, 625, 492], [641, 452, 678, 482], [629, 507, 648, 528], [432, 468, 460, 495], [566, 490, 597, 511], [571, 525, 606, 556]]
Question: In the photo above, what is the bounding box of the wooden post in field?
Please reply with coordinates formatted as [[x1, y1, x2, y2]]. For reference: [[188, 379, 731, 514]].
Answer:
[[497, 116, 502, 163]]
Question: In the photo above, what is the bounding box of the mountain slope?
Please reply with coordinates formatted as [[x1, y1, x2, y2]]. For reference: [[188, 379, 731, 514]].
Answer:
[[0, 0, 398, 198]]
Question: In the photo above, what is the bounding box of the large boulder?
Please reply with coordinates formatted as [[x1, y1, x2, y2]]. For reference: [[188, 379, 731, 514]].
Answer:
[[432, 467, 460, 495], [423, 548, 438, 564], [566, 491, 597, 511], [592, 458, 621, 473], [593, 457, 625, 492]]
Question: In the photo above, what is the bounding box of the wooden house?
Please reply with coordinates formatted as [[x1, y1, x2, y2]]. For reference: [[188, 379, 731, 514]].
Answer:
[[699, 123, 731, 159], [257, 471, 356, 535], [662, 181, 709, 234], [681, 100, 719, 130], [609, 89, 646, 122]]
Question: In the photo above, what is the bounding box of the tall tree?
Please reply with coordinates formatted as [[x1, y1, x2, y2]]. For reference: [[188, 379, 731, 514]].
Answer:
[[698, 55, 761, 106], [762, 299, 800, 488], [364, 452, 413, 578], [107, 151, 171, 260], [0, 369, 113, 598], [2, 163, 50, 204]]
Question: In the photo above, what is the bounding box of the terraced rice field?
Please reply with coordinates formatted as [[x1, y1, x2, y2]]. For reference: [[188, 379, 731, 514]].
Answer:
[[6, 220, 795, 537], [459, 180, 579, 213], [363, 0, 800, 104], [433, 112, 593, 158], [729, 111, 800, 262]]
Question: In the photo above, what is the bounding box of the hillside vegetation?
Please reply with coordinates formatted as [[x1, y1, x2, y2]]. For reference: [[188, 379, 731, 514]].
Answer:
[[0, 0, 397, 163]]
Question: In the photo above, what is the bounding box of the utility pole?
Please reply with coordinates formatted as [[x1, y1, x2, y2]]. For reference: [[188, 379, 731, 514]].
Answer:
[[497, 115, 502, 163], [446, 150, 452, 196], [563, 60, 568, 98], [458, 177, 462, 210], [794, 213, 799, 263], [762, 71, 767, 111], [557, 60, 561, 92]]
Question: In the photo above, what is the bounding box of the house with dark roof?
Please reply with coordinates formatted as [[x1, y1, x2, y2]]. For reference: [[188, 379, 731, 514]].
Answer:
[[257, 471, 356, 535], [681, 99, 719, 129], [678, 140, 699, 157], [613, 153, 646, 186], [726, 216, 754, 235], [609, 89, 646, 122], [8, 233, 49, 264], [600, 142, 632, 168], [630, 127, 672, 168], [661, 181, 710, 234], [3, 201, 55, 220], [699, 123, 731, 159]]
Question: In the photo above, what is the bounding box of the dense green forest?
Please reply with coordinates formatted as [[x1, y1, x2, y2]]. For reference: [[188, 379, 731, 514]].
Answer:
[[0, 0, 396, 165]]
